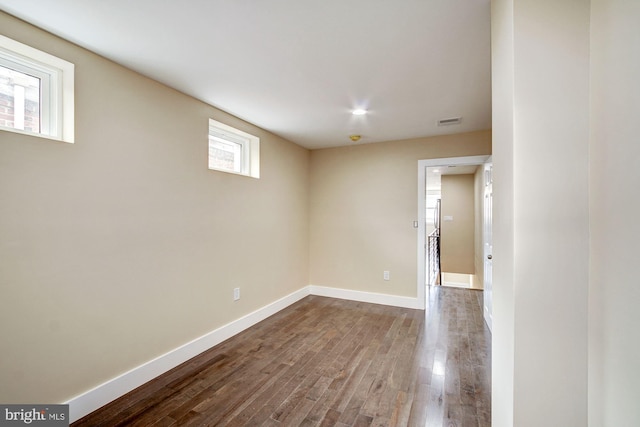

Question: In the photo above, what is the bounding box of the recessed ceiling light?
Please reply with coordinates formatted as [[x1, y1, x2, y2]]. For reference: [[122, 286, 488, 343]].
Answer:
[[352, 109, 367, 116]]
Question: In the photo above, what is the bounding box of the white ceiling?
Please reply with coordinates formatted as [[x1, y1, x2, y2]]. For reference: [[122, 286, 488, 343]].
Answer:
[[0, 0, 491, 150]]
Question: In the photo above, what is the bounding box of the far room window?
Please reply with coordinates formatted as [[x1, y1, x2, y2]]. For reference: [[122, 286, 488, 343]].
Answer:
[[208, 119, 259, 178], [0, 35, 74, 143]]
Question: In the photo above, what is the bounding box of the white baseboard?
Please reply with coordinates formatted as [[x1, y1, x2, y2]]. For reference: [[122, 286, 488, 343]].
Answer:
[[309, 285, 422, 309], [65, 286, 310, 423], [65, 284, 421, 422]]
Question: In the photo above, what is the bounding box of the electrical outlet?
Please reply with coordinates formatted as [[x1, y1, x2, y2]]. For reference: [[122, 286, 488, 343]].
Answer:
[[233, 287, 240, 301], [384, 271, 390, 281]]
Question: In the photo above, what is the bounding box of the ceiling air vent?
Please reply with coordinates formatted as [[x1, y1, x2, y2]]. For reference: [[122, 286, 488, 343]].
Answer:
[[437, 117, 462, 126]]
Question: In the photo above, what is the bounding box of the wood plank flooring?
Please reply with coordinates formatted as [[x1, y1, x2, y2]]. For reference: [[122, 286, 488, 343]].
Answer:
[[72, 287, 491, 426]]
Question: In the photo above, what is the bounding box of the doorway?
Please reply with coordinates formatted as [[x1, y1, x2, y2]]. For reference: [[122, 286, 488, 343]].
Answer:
[[426, 164, 481, 290], [417, 156, 492, 329]]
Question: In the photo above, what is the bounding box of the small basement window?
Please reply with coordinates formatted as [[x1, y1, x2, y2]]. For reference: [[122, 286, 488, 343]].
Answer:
[[208, 119, 259, 178], [0, 35, 74, 143]]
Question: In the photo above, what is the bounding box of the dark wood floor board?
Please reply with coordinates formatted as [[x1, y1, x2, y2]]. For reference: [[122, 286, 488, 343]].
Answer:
[[250, 312, 356, 422], [391, 335, 420, 392], [301, 388, 335, 425], [148, 415, 177, 427], [164, 359, 260, 422], [304, 341, 376, 423], [406, 381, 429, 425], [358, 374, 388, 417], [307, 375, 334, 402], [390, 389, 412, 426], [317, 325, 367, 379], [72, 288, 491, 426], [353, 413, 374, 427], [338, 394, 367, 425], [254, 324, 354, 422], [335, 346, 383, 425], [317, 408, 341, 427], [126, 389, 193, 427], [359, 314, 416, 418], [270, 371, 322, 422], [231, 350, 321, 425], [375, 379, 401, 421], [192, 368, 278, 424], [275, 395, 316, 426], [221, 364, 292, 426]]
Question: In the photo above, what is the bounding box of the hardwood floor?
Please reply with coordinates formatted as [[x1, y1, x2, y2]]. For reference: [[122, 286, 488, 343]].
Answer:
[[72, 287, 491, 426]]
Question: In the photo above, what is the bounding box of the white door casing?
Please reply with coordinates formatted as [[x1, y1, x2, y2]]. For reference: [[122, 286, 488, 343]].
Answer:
[[417, 155, 490, 309], [483, 161, 493, 331]]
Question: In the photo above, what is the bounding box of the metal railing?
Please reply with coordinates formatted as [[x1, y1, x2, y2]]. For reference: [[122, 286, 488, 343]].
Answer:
[[427, 228, 440, 286]]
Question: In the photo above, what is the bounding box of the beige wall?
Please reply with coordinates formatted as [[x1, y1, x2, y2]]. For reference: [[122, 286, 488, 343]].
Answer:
[[491, 2, 640, 425], [589, 0, 640, 425], [0, 12, 309, 404], [440, 174, 475, 274], [492, 0, 590, 426], [309, 131, 491, 297], [473, 166, 484, 287], [491, 0, 515, 423]]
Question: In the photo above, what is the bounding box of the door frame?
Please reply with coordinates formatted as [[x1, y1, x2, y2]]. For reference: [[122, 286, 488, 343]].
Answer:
[[483, 159, 493, 331], [417, 155, 490, 309]]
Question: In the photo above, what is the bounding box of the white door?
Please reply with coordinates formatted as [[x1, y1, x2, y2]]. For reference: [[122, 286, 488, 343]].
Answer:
[[483, 162, 493, 331]]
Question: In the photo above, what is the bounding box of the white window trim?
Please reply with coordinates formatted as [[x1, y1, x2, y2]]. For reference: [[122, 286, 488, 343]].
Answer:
[[0, 35, 74, 143], [208, 119, 260, 178]]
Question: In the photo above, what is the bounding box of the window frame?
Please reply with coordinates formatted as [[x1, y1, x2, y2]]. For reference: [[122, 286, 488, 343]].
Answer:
[[208, 119, 259, 178], [0, 35, 74, 143]]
